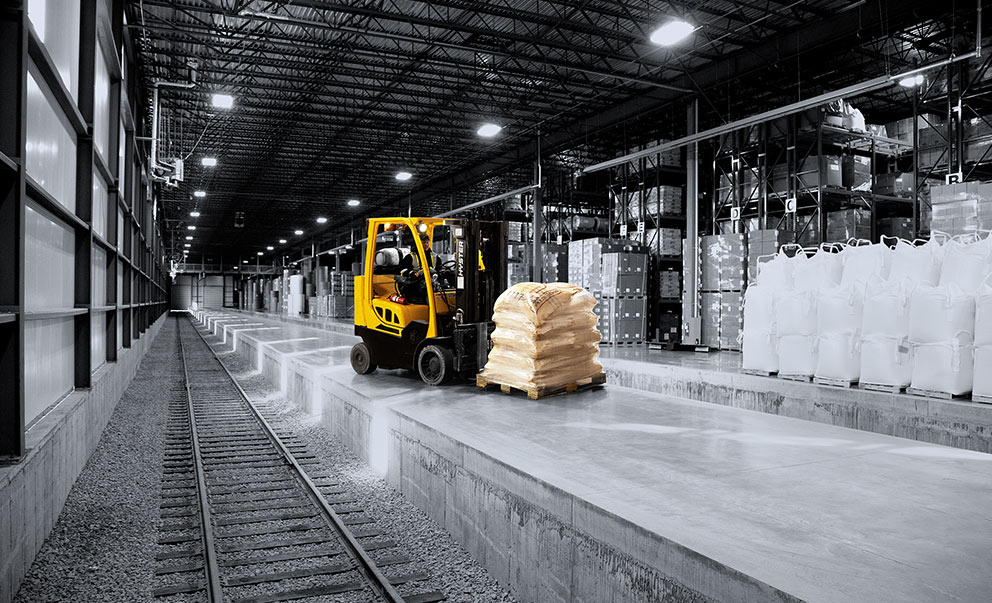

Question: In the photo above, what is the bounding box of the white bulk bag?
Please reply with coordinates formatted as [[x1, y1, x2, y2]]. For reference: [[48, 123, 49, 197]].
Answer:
[[815, 332, 861, 381], [840, 241, 891, 286], [817, 285, 864, 335], [860, 335, 912, 387], [794, 245, 843, 291], [908, 285, 976, 344], [973, 346, 992, 399], [775, 289, 818, 336], [778, 334, 817, 376], [939, 237, 992, 295], [862, 281, 911, 338], [743, 284, 776, 332], [742, 328, 778, 373], [887, 238, 941, 286], [757, 246, 799, 291], [910, 334, 974, 396]]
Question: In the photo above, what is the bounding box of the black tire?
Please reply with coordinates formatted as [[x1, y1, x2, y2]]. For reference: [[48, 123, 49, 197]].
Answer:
[[350, 342, 377, 375], [417, 345, 454, 386]]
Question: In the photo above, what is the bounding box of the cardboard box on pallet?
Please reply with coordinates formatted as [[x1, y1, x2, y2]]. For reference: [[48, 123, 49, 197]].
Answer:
[[878, 217, 915, 241], [798, 155, 843, 188], [644, 227, 682, 257], [699, 233, 746, 292], [720, 292, 743, 351], [874, 172, 916, 197], [827, 209, 872, 242], [930, 182, 992, 236], [658, 267, 681, 300], [657, 311, 681, 343], [700, 292, 722, 349], [543, 243, 568, 282], [842, 155, 872, 190]]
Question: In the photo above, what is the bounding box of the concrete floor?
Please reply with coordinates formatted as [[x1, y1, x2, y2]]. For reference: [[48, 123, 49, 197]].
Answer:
[[199, 310, 992, 602]]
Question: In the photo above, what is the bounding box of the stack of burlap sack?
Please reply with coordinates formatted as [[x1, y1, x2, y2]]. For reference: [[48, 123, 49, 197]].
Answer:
[[481, 282, 603, 391]]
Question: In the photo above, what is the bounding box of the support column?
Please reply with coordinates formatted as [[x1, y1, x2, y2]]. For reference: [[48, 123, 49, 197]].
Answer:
[[683, 99, 702, 346], [0, 0, 26, 459], [531, 133, 543, 283]]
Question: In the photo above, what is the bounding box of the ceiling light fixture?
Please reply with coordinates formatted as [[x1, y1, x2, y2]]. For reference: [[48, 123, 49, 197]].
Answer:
[[347, 199, 361, 207], [898, 74, 925, 88], [211, 93, 234, 109], [257, 251, 264, 256], [242, 260, 248, 264], [201, 157, 217, 167], [395, 171, 412, 181], [266, 246, 274, 250], [189, 210, 200, 217], [184, 243, 191, 248], [185, 235, 193, 240], [650, 20, 694, 46], [294, 229, 304, 235], [316, 217, 328, 224], [187, 225, 196, 231], [279, 239, 287, 244], [193, 190, 206, 198], [477, 123, 502, 137]]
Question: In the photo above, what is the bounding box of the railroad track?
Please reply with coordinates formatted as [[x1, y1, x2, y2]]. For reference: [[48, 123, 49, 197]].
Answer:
[[152, 316, 445, 603]]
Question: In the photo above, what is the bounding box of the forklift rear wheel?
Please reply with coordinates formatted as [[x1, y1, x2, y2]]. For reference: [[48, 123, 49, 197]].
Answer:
[[350, 342, 377, 375], [417, 345, 454, 386]]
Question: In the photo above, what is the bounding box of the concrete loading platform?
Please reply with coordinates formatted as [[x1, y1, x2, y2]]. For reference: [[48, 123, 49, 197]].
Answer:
[[194, 310, 992, 603]]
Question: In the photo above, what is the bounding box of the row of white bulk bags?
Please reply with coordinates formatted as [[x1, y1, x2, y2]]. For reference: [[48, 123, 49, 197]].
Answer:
[[973, 278, 992, 399], [794, 244, 843, 292]]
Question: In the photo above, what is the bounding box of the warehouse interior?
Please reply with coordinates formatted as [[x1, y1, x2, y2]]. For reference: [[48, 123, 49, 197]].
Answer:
[[2, 1, 991, 602]]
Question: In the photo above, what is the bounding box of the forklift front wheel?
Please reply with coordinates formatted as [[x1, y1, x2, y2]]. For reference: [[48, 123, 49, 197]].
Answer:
[[417, 345, 454, 386], [350, 342, 377, 375]]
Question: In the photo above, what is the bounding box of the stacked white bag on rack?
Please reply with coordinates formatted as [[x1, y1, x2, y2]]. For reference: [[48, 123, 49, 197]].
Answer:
[[907, 234, 990, 395], [814, 243, 870, 381], [974, 276, 992, 400], [860, 238, 941, 387], [741, 249, 794, 373]]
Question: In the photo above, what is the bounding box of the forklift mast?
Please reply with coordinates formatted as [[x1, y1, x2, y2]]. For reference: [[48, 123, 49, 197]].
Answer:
[[451, 220, 508, 324]]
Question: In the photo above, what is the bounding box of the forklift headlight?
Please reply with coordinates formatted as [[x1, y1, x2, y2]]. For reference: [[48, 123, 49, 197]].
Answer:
[[417, 222, 428, 233]]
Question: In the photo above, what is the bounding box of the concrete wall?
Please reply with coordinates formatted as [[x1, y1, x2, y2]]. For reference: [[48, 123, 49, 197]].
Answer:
[[0, 314, 166, 603]]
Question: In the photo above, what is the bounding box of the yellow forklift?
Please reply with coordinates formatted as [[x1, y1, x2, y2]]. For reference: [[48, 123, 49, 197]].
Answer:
[[350, 217, 507, 385]]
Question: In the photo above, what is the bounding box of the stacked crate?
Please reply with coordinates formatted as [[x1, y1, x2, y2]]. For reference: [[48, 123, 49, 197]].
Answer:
[[507, 243, 532, 285], [629, 186, 682, 218], [697, 234, 747, 350], [566, 237, 640, 292], [878, 217, 915, 240], [643, 227, 682, 257], [599, 252, 649, 344]]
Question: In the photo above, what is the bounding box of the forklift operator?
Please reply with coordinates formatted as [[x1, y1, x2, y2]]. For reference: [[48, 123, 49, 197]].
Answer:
[[394, 229, 435, 304]]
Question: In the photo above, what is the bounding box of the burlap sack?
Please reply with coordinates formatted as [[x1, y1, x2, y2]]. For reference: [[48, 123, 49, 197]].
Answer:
[[482, 282, 603, 392]]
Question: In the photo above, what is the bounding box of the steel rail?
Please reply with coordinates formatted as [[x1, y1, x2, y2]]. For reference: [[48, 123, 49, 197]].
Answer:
[[181, 317, 408, 603], [176, 323, 225, 602]]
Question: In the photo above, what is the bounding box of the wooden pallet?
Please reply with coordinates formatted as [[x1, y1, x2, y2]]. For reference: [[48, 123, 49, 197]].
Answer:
[[972, 395, 992, 405], [813, 376, 858, 389], [600, 340, 644, 346], [476, 373, 606, 400], [906, 387, 971, 400], [779, 373, 813, 383], [860, 381, 907, 394], [741, 369, 776, 377]]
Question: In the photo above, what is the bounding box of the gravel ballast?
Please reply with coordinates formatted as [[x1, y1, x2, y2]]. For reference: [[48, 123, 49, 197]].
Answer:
[[13, 320, 180, 603]]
